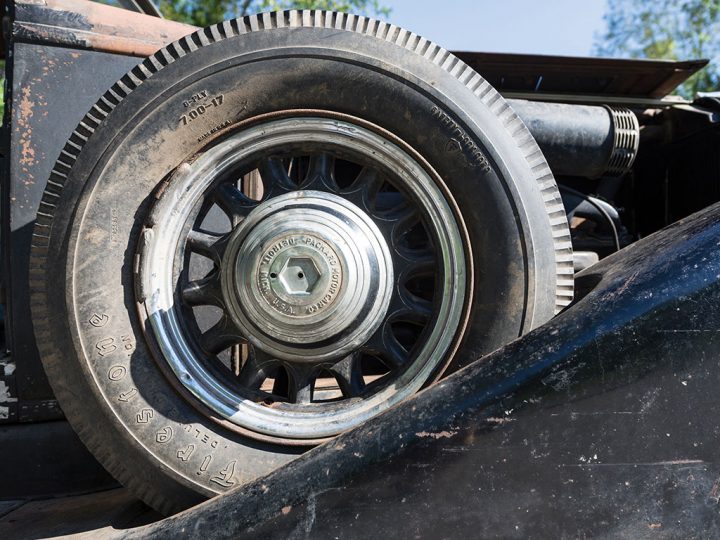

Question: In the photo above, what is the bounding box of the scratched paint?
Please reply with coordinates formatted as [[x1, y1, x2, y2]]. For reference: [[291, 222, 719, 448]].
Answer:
[[17, 86, 35, 169], [0, 380, 18, 404]]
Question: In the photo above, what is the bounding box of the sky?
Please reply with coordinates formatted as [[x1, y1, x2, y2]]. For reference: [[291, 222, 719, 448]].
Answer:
[[379, 0, 608, 57]]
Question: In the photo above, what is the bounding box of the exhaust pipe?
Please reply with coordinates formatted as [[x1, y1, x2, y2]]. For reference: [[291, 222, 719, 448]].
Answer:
[[508, 99, 640, 179]]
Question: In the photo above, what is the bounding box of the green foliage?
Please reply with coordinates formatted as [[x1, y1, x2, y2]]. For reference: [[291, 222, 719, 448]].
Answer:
[[159, 0, 232, 27], [595, 0, 720, 98], [158, 0, 390, 27], [257, 0, 389, 17]]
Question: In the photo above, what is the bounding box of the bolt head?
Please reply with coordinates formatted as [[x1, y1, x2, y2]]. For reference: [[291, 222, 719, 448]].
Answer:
[[278, 257, 321, 294]]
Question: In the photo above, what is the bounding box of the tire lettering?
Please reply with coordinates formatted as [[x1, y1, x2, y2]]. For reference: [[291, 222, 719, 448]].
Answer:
[[431, 106, 492, 172], [136, 408, 153, 423], [108, 365, 127, 382], [110, 207, 120, 247], [95, 337, 117, 357], [118, 388, 137, 402], [197, 120, 231, 142], [179, 93, 226, 126], [89, 313, 109, 327], [156, 426, 173, 443], [182, 90, 208, 108], [121, 334, 134, 355], [177, 444, 195, 461], [198, 455, 212, 475], [183, 424, 220, 448], [211, 460, 237, 488]]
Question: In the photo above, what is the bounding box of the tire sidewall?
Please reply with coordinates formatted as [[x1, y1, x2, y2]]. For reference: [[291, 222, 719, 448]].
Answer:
[[39, 25, 561, 512]]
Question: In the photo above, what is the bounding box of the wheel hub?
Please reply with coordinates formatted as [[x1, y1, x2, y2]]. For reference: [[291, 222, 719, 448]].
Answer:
[[139, 115, 467, 440], [222, 191, 394, 363], [257, 234, 341, 317]]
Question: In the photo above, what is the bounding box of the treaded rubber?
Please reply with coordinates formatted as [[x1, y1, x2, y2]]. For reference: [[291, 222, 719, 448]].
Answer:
[[29, 10, 573, 514]]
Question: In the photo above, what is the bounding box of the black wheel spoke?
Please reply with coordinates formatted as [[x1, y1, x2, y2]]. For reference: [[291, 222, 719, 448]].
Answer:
[[387, 289, 433, 325], [394, 250, 436, 283], [330, 352, 365, 398], [258, 157, 295, 196], [194, 196, 219, 226], [199, 316, 242, 355], [237, 348, 275, 391], [379, 332, 408, 369], [186, 229, 227, 264], [213, 182, 257, 219], [357, 167, 384, 200], [342, 167, 384, 210], [182, 271, 224, 308], [391, 206, 422, 244], [300, 153, 338, 192], [371, 202, 416, 239], [287, 364, 318, 404], [364, 323, 409, 369]]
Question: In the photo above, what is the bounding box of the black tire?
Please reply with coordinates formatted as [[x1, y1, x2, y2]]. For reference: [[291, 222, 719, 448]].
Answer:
[[30, 11, 573, 514]]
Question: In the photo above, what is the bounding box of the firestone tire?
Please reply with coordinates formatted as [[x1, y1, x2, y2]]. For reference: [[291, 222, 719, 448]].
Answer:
[[30, 11, 573, 514]]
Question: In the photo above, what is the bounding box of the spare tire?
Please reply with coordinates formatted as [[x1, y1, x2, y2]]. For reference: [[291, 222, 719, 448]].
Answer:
[[30, 11, 573, 514]]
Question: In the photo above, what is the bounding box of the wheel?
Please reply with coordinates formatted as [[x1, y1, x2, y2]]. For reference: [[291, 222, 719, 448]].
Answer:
[[30, 11, 573, 514]]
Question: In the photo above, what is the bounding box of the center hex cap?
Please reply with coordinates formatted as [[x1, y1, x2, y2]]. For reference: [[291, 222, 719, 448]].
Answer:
[[221, 191, 394, 363], [256, 233, 342, 318]]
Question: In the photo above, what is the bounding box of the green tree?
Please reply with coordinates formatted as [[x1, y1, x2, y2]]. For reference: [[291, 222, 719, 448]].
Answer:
[[594, 0, 720, 98], [158, 0, 389, 28]]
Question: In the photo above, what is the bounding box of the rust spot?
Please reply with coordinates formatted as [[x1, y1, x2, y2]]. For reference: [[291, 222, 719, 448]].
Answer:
[[17, 0, 196, 58], [259, 397, 283, 408], [415, 430, 457, 439], [708, 477, 720, 503], [0, 380, 18, 404], [486, 416, 516, 425], [18, 86, 36, 168]]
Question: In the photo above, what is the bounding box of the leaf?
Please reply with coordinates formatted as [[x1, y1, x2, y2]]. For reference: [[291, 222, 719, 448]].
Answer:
[[594, 0, 720, 98]]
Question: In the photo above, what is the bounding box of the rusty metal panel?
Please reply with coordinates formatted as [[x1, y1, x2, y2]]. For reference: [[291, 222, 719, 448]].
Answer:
[[453, 51, 707, 99], [2, 43, 139, 419], [13, 0, 194, 57], [10, 0, 705, 99]]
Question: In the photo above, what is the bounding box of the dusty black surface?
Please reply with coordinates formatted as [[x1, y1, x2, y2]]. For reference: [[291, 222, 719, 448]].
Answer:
[[0, 489, 160, 540], [0, 422, 159, 540], [1, 41, 140, 420], [129, 203, 720, 539], [0, 421, 117, 499], [5, 205, 720, 539]]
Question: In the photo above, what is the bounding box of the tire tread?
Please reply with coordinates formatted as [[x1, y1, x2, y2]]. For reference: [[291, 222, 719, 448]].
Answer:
[[29, 9, 572, 514]]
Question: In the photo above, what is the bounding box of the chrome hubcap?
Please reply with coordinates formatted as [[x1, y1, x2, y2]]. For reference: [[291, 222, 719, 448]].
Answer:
[[223, 191, 394, 362], [138, 115, 468, 440]]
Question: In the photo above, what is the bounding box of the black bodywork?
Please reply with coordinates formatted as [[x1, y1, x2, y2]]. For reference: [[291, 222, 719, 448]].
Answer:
[[133, 200, 720, 539], [1, 0, 720, 535]]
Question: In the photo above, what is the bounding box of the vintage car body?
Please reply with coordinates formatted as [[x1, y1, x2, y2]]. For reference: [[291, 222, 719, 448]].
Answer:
[[139, 201, 720, 539], [0, 0, 719, 536]]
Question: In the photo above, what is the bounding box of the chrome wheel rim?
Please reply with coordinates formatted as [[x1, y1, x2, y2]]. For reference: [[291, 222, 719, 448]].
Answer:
[[139, 116, 467, 440]]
